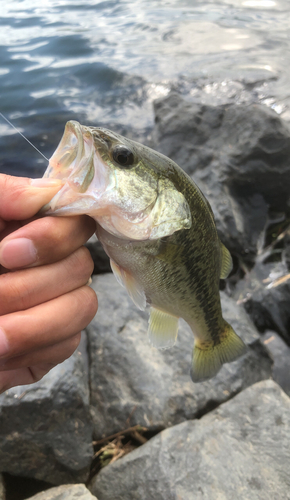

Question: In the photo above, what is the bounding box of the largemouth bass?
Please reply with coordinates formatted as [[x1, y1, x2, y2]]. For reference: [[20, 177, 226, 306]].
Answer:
[[42, 120, 247, 382]]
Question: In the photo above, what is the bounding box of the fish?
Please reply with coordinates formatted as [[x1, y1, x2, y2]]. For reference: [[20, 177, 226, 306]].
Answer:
[[41, 120, 247, 382]]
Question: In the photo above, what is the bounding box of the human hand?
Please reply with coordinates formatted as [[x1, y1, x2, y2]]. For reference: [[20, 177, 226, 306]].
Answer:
[[0, 174, 98, 393]]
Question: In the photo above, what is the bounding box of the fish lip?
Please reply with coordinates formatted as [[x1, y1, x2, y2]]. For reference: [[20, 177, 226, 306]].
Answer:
[[41, 121, 115, 216], [44, 120, 85, 178]]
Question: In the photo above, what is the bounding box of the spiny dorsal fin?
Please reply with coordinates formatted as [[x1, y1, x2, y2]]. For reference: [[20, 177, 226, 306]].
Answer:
[[190, 320, 247, 382], [148, 307, 179, 349], [220, 242, 233, 279]]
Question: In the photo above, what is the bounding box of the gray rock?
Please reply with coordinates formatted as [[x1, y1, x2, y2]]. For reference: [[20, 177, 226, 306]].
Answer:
[[85, 234, 111, 275], [90, 380, 290, 500], [88, 274, 272, 440], [261, 331, 290, 396], [234, 260, 290, 344], [27, 484, 98, 500], [0, 334, 93, 485], [153, 93, 290, 262], [0, 474, 5, 500]]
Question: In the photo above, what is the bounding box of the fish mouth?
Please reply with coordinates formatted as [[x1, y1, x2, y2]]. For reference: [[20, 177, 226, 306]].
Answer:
[[41, 121, 113, 215]]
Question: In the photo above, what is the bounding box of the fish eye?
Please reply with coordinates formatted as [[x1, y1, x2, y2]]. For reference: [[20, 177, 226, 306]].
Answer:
[[112, 145, 134, 168]]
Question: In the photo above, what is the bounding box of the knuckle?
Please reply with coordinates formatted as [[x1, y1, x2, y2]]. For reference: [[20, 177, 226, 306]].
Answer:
[[78, 286, 98, 320], [0, 274, 29, 312], [69, 246, 94, 279], [29, 365, 53, 383], [68, 333, 82, 353]]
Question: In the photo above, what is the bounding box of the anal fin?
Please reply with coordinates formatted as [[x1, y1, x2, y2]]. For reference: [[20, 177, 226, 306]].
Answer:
[[148, 307, 179, 349]]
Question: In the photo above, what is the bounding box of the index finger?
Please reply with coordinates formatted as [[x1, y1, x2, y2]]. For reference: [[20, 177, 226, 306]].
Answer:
[[0, 174, 63, 221]]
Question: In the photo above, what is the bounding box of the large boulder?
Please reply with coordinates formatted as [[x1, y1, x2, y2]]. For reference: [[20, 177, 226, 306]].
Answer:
[[234, 260, 290, 345], [152, 93, 290, 262], [261, 331, 290, 397], [0, 334, 93, 485], [90, 380, 290, 500], [27, 484, 98, 500], [88, 274, 272, 440]]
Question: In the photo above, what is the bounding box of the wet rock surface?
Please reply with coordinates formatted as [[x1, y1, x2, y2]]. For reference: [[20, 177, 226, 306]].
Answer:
[[27, 484, 98, 500], [0, 334, 93, 486], [153, 92, 290, 263], [87, 274, 272, 440], [90, 380, 290, 500]]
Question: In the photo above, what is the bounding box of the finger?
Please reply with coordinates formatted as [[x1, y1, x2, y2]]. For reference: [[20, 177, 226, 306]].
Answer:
[[0, 221, 22, 243], [0, 368, 48, 393], [0, 332, 81, 392], [0, 333, 81, 372], [0, 286, 98, 361], [0, 214, 96, 269], [0, 246, 94, 315], [0, 174, 63, 221]]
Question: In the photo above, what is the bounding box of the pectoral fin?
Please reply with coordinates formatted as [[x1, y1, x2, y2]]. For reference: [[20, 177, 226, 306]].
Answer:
[[220, 242, 233, 279], [110, 259, 146, 310], [110, 259, 125, 288], [148, 307, 179, 349]]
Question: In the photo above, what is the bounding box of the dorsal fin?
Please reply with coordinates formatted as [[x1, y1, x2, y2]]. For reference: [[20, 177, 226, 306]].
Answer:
[[220, 242, 233, 279]]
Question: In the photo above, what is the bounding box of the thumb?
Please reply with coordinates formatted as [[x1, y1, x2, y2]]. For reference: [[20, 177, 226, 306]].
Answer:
[[0, 174, 63, 221]]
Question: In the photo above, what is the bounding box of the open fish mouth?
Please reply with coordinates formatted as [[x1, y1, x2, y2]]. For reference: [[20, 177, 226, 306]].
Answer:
[[41, 121, 114, 215]]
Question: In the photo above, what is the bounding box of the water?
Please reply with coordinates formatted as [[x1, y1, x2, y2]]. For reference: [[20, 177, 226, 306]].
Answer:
[[1, 0, 290, 177]]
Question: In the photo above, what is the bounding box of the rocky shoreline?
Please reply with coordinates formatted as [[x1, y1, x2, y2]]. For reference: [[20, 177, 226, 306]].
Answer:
[[1, 93, 290, 499]]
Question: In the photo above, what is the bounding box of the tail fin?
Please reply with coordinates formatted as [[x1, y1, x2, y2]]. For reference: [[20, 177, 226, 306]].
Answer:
[[190, 321, 247, 383]]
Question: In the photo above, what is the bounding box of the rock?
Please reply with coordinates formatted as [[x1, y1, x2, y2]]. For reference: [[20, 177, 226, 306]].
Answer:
[[85, 234, 111, 275], [261, 331, 290, 397], [90, 380, 290, 500], [153, 93, 290, 262], [27, 484, 98, 500], [0, 474, 5, 500], [234, 260, 290, 344], [0, 334, 93, 485], [87, 274, 272, 440]]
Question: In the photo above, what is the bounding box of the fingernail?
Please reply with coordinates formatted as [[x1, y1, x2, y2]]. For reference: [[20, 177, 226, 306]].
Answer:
[[0, 238, 37, 269], [0, 328, 9, 358], [30, 178, 63, 188]]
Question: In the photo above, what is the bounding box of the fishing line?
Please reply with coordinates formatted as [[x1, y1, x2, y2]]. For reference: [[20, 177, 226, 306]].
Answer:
[[0, 112, 49, 161]]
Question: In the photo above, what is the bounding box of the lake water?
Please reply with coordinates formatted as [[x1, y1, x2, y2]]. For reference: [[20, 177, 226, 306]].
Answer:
[[1, 0, 290, 177]]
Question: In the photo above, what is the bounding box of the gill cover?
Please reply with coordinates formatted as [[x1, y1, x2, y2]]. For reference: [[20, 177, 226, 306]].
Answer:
[[149, 179, 191, 239]]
